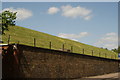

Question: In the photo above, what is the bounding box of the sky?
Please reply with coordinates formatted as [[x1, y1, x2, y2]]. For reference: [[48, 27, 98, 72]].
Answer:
[[2, 2, 118, 50], [1, 0, 120, 2]]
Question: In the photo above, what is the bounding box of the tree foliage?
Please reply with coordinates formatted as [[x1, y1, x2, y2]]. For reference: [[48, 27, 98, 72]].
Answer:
[[111, 46, 120, 53], [0, 11, 17, 34]]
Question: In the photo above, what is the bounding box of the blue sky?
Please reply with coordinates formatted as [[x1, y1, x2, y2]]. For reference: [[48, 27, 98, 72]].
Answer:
[[2, 2, 118, 49], [2, 0, 120, 2]]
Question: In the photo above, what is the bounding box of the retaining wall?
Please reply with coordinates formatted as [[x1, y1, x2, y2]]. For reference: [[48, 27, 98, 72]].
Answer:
[[2, 44, 119, 79]]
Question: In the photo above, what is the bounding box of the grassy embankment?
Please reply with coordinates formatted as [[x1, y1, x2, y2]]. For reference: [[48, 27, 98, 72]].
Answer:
[[2, 26, 118, 59]]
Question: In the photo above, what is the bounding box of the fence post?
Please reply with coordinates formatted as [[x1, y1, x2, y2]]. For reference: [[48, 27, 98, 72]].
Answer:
[[83, 49, 84, 54], [111, 55, 112, 59], [115, 54, 116, 59], [62, 44, 64, 51], [18, 41, 19, 44], [71, 46, 73, 52], [34, 38, 36, 47], [8, 35, 10, 44], [99, 52, 101, 57], [105, 53, 107, 58], [92, 50, 94, 56], [49, 42, 52, 49]]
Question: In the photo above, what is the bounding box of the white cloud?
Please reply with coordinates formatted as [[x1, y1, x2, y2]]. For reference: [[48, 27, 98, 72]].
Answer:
[[48, 7, 59, 14], [47, 5, 93, 20], [95, 32, 118, 49], [58, 32, 89, 41], [101, 32, 117, 42], [106, 32, 116, 36], [2, 7, 33, 20], [103, 44, 117, 49], [71, 39, 79, 41], [84, 15, 92, 20], [61, 5, 92, 20]]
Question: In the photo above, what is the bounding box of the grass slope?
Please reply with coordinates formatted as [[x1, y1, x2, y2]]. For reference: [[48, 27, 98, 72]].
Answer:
[[2, 26, 118, 59]]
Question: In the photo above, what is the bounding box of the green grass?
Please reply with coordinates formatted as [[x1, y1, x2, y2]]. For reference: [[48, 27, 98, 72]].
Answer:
[[2, 26, 118, 59]]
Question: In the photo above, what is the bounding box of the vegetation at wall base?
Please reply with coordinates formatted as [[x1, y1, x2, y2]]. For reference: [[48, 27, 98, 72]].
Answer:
[[2, 26, 118, 59]]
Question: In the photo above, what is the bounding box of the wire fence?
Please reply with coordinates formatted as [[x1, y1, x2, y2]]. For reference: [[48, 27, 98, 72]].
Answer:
[[5, 35, 118, 60]]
